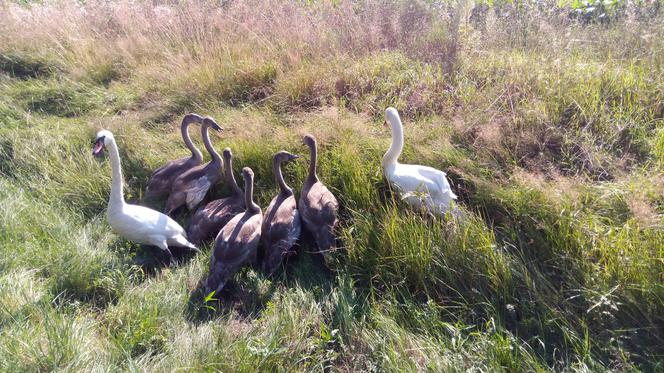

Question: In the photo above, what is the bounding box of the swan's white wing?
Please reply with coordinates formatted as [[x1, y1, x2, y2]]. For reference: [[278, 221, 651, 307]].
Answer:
[[390, 164, 457, 199], [414, 165, 457, 199], [121, 204, 187, 237], [388, 164, 439, 194]]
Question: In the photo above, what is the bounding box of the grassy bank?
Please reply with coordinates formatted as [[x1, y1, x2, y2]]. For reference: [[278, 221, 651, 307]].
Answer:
[[0, 0, 663, 370]]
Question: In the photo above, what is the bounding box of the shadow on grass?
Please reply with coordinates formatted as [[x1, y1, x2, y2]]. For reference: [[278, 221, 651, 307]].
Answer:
[[184, 234, 335, 325], [108, 239, 199, 278], [184, 270, 276, 325], [284, 231, 336, 295]]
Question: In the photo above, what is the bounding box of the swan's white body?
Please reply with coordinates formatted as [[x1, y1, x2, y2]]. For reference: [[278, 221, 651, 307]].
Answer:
[[382, 108, 459, 217], [94, 130, 198, 258], [107, 203, 195, 249]]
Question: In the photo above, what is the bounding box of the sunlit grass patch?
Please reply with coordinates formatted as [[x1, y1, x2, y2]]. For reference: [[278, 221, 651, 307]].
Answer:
[[5, 79, 110, 117], [0, 302, 111, 371]]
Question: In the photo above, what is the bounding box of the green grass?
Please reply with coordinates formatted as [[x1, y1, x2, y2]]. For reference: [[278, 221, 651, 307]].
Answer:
[[0, 0, 663, 371], [0, 51, 59, 79]]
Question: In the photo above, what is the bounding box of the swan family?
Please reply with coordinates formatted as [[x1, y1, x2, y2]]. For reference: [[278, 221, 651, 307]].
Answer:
[[93, 107, 459, 294]]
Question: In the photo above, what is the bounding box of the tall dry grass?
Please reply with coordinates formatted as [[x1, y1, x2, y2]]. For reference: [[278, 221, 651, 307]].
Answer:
[[2, 0, 661, 120], [1, 1, 465, 113]]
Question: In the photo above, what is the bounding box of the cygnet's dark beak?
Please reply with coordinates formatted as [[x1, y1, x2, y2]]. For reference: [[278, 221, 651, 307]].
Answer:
[[383, 120, 388, 128], [204, 117, 223, 132], [289, 154, 300, 161]]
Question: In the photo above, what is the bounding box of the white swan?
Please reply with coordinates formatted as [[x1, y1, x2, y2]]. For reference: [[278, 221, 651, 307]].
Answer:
[[92, 130, 199, 261], [382, 107, 459, 217]]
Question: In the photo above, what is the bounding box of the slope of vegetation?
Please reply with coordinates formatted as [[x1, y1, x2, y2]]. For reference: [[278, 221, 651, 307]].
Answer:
[[0, 0, 662, 371]]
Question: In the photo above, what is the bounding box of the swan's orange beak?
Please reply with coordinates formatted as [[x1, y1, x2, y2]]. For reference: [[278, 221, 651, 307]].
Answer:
[[92, 138, 105, 157]]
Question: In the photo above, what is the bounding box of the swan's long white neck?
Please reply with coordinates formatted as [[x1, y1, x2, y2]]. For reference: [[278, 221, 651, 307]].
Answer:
[[107, 138, 125, 208], [382, 116, 403, 168]]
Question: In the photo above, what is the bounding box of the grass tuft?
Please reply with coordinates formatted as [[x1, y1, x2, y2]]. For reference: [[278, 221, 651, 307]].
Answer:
[[0, 51, 58, 79]]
